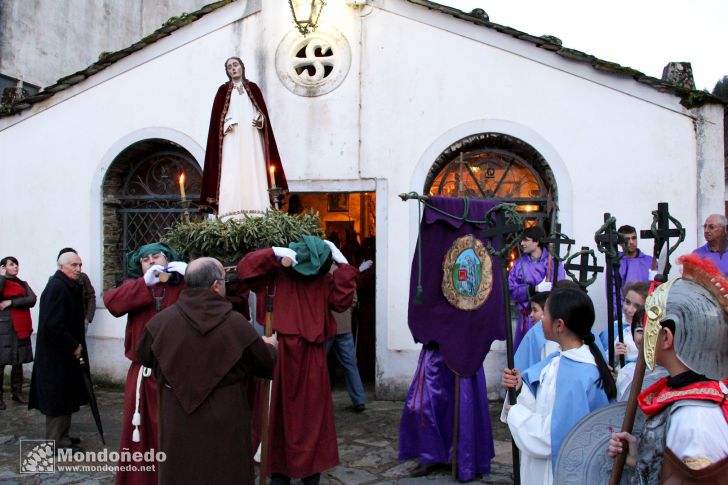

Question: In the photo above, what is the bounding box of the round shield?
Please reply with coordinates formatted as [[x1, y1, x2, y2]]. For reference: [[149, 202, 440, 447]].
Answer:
[[441, 234, 494, 310], [554, 402, 646, 484]]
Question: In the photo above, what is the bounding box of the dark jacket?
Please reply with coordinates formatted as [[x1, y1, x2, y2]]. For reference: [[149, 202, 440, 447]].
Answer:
[[29, 270, 88, 416], [0, 275, 36, 364]]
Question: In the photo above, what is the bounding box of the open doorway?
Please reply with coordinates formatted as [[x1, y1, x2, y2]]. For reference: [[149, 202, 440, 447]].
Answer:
[[285, 191, 377, 383]]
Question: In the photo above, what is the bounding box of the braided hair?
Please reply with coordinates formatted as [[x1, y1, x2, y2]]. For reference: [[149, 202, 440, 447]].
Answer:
[[546, 287, 617, 400]]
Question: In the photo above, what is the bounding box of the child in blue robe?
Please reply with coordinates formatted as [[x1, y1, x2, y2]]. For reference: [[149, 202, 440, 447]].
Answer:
[[516, 290, 608, 372], [514, 291, 557, 372], [502, 287, 616, 485]]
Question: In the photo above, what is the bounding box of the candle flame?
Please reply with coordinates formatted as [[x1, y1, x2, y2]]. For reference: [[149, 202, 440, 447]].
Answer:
[[179, 172, 186, 185], [269, 166, 275, 175]]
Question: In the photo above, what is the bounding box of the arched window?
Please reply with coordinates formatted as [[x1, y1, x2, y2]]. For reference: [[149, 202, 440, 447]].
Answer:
[[102, 139, 202, 288], [425, 133, 557, 227]]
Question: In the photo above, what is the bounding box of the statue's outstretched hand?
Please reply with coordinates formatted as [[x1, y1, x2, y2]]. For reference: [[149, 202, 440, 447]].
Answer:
[[223, 118, 238, 134], [252, 113, 264, 130]]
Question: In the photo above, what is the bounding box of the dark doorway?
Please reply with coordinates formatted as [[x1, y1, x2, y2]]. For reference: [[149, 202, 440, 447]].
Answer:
[[285, 191, 377, 383]]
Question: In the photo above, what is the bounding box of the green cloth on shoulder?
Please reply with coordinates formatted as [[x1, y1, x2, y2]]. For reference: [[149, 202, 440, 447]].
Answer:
[[288, 236, 331, 276]]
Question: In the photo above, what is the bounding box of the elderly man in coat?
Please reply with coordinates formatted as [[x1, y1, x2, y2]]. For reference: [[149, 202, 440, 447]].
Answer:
[[137, 257, 277, 485], [29, 251, 88, 453]]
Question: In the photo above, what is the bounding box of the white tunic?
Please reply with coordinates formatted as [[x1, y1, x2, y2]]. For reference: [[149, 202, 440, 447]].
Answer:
[[217, 83, 270, 220], [666, 382, 728, 469], [505, 345, 596, 485], [615, 362, 637, 402]]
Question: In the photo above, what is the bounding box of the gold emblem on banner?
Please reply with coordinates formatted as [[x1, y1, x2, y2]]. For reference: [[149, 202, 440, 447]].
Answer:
[[442, 234, 494, 310]]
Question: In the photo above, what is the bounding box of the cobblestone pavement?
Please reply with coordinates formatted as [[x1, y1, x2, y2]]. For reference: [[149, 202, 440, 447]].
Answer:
[[0, 381, 514, 484]]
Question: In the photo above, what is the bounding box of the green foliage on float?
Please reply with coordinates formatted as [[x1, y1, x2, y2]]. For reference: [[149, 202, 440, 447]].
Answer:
[[162, 210, 324, 264]]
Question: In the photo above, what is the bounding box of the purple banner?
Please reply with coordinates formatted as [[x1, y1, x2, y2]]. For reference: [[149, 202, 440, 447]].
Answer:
[[408, 196, 506, 377]]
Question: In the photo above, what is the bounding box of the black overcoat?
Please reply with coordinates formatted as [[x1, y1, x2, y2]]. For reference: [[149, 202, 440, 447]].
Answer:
[[29, 270, 88, 416]]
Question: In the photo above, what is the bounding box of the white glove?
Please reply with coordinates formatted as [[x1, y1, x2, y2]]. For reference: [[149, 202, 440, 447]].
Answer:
[[535, 279, 552, 292], [144, 265, 165, 286], [359, 260, 373, 272], [167, 261, 188, 276], [648, 269, 658, 281], [324, 240, 348, 265], [272, 247, 298, 266]]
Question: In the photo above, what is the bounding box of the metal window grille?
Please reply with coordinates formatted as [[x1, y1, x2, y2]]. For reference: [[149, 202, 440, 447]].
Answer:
[[117, 151, 202, 278]]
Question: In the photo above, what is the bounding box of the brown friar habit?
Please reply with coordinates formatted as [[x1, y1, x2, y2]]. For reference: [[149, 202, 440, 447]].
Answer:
[[136, 288, 276, 485], [199, 81, 287, 213]]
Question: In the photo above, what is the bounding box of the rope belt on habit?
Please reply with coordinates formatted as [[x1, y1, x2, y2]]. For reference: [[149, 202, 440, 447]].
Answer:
[[132, 365, 152, 443]]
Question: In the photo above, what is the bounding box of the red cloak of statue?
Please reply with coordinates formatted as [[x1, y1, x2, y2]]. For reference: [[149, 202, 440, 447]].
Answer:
[[199, 81, 288, 214]]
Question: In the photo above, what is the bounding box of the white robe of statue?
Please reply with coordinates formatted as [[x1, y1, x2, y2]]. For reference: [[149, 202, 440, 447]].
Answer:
[[217, 82, 270, 220]]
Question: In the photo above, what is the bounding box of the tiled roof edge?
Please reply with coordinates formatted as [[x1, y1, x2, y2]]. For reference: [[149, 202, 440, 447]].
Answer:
[[0, 0, 236, 118], [406, 0, 725, 110]]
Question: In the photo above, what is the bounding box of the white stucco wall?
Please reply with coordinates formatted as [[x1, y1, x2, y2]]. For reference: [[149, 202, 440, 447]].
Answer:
[[0, 1, 723, 395], [360, 1, 718, 397]]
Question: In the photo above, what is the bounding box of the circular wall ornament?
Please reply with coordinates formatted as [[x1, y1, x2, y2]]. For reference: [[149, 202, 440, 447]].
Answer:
[[441, 235, 494, 310], [275, 25, 351, 97]]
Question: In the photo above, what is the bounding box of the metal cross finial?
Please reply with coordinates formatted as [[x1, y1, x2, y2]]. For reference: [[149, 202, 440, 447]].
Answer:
[[480, 204, 524, 259], [594, 213, 624, 263], [540, 223, 575, 283], [639, 202, 685, 281], [564, 246, 604, 291]]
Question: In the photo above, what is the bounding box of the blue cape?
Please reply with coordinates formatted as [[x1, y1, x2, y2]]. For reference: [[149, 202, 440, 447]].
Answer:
[[516, 323, 608, 372], [521, 351, 611, 471]]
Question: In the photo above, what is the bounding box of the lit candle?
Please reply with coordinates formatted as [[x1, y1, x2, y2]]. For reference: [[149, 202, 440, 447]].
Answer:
[[178, 172, 186, 202], [269, 166, 276, 188]]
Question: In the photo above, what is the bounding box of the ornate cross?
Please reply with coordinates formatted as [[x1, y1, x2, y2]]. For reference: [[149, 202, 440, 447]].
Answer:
[[480, 205, 523, 260], [564, 246, 604, 291], [639, 202, 685, 280], [540, 223, 575, 283]]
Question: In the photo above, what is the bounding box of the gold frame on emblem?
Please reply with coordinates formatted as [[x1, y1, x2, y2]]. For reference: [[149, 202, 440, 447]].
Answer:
[[441, 234, 494, 311]]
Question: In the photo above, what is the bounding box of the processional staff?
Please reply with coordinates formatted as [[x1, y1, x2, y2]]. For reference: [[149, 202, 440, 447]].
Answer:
[[480, 203, 525, 485], [595, 213, 626, 368], [258, 181, 287, 485], [609, 202, 685, 485]]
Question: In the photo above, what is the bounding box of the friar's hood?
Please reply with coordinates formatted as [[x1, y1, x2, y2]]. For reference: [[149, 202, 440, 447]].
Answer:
[[175, 288, 233, 335], [150, 288, 257, 414]]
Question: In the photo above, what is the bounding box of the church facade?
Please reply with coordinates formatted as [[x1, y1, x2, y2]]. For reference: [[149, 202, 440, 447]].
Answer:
[[1, 0, 724, 398]]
